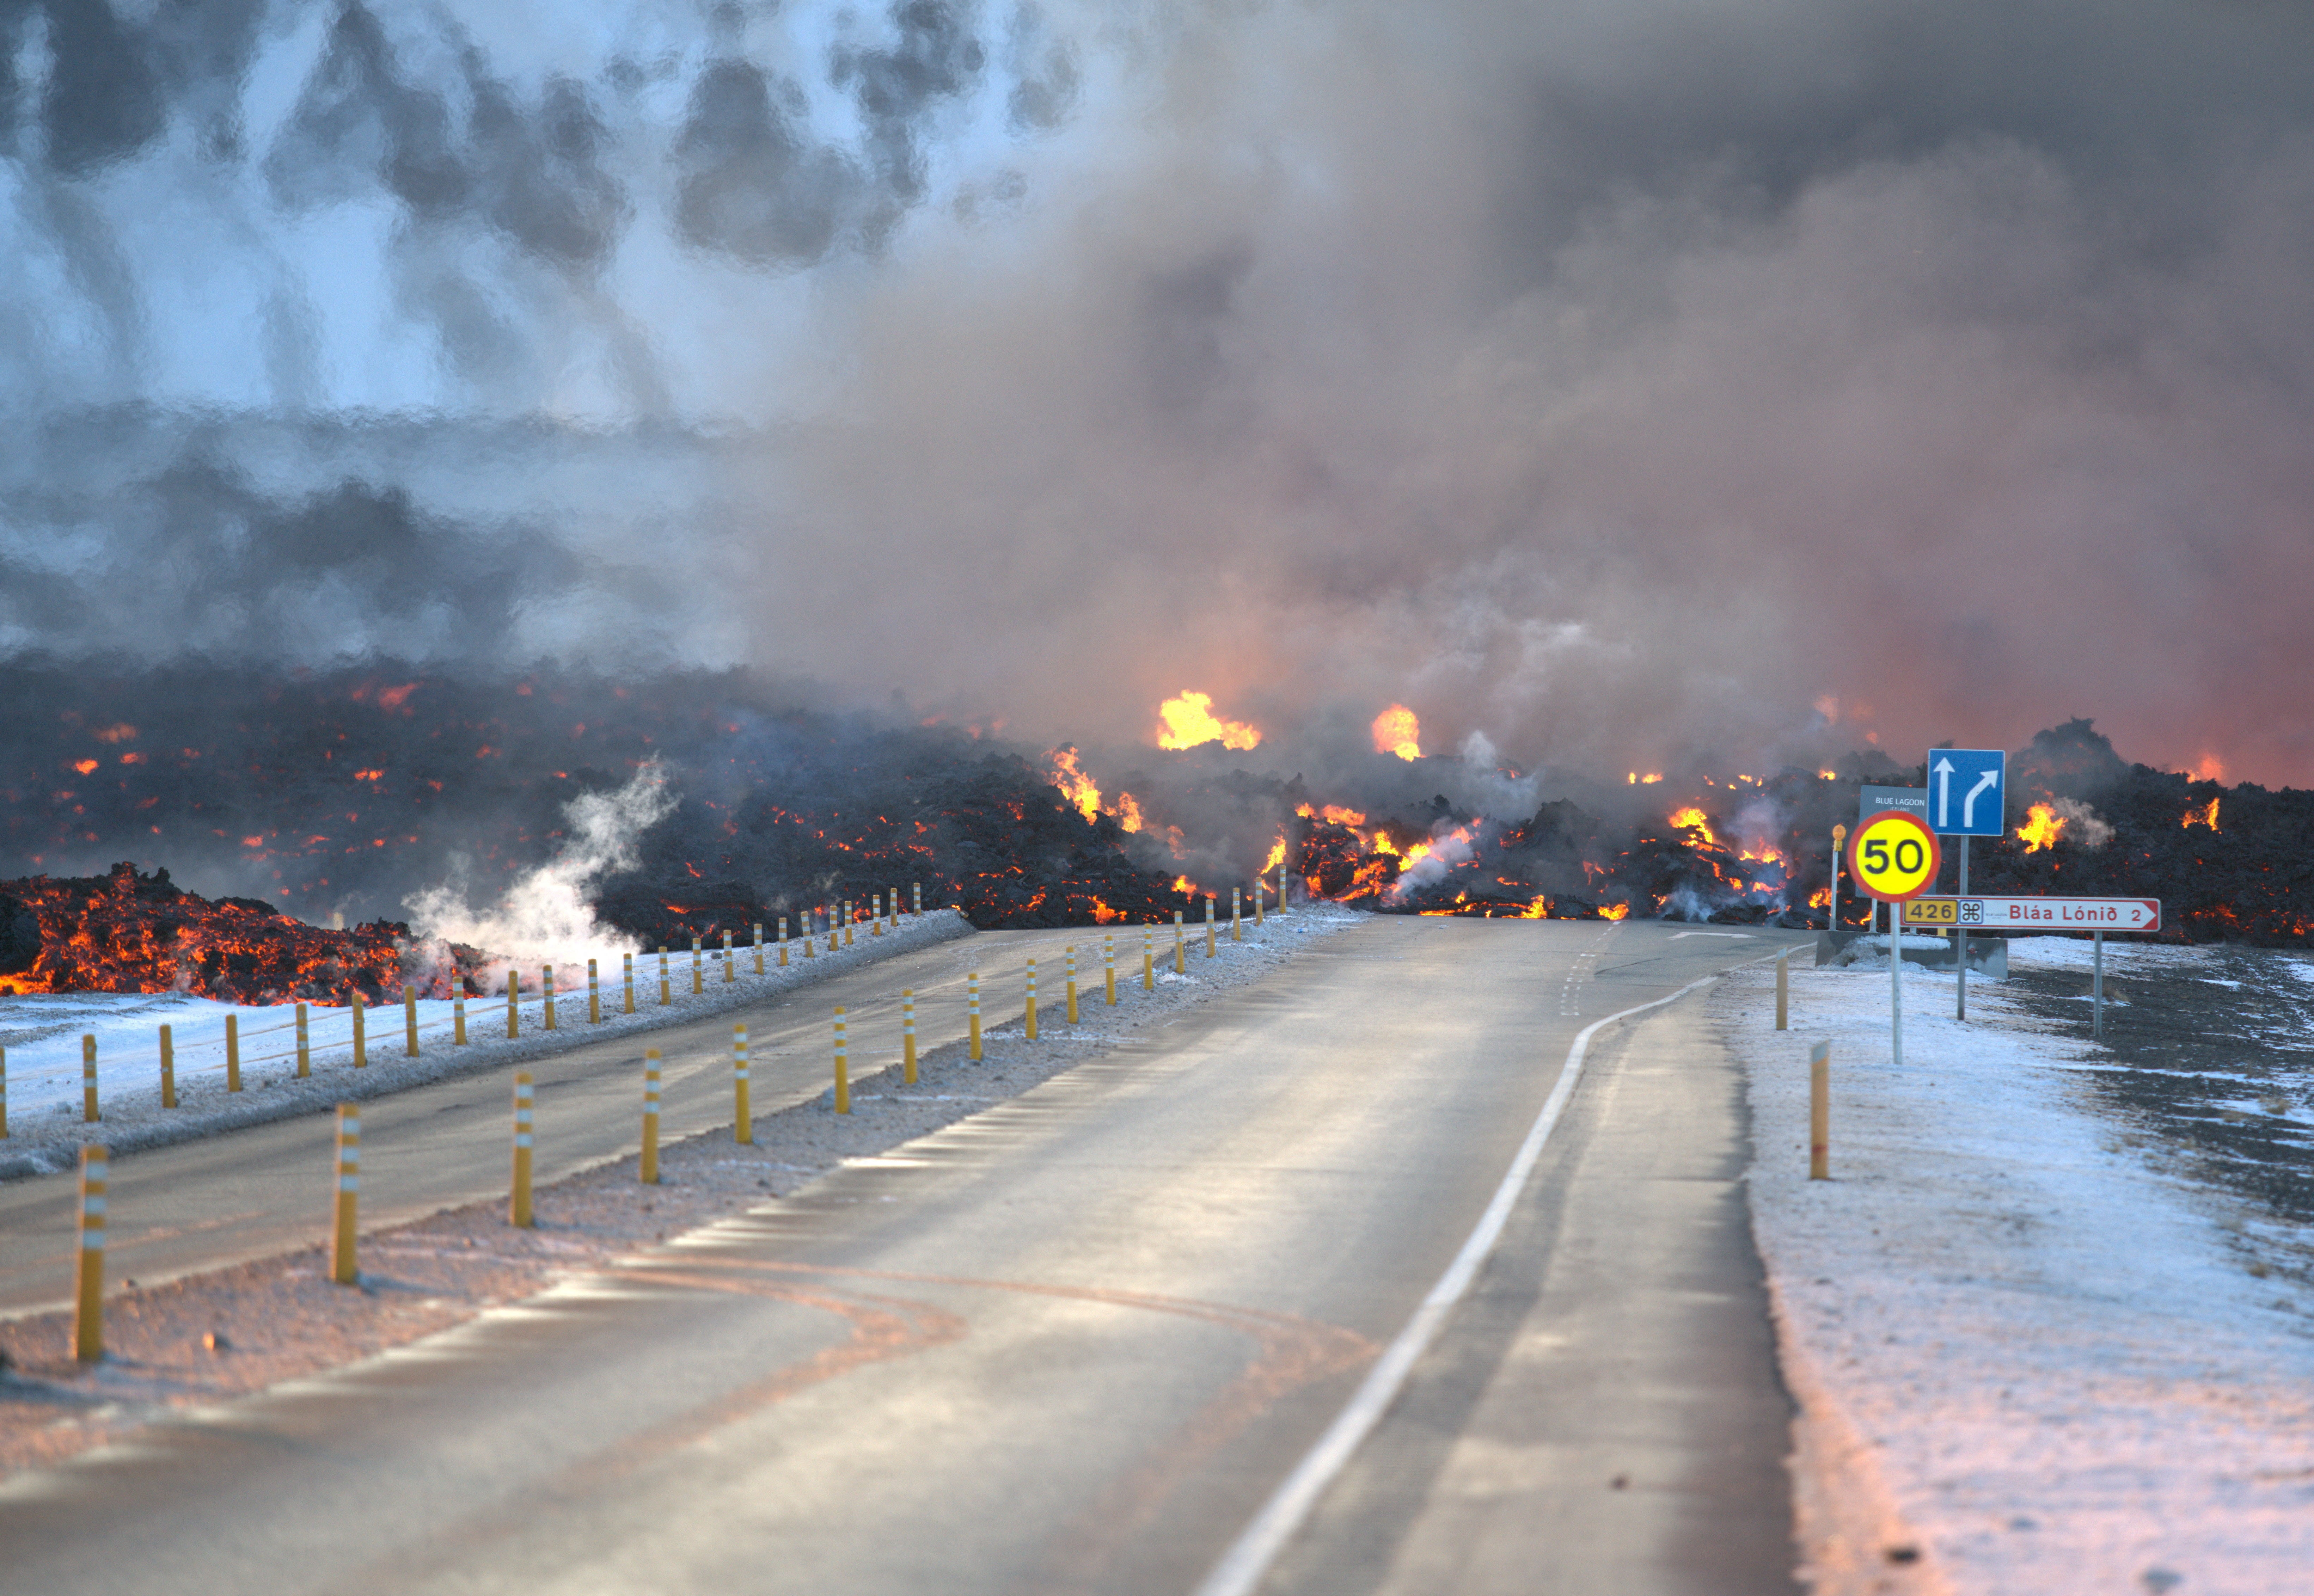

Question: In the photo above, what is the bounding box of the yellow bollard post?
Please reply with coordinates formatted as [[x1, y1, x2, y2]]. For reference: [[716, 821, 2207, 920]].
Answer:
[[902, 990, 918, 1084], [453, 984, 467, 1046], [844, 904, 854, 948], [510, 1073, 534, 1228], [1278, 866, 1288, 914], [871, 892, 883, 936], [405, 986, 420, 1056], [691, 938, 703, 996], [778, 916, 789, 967], [1206, 896, 1217, 959], [733, 1025, 752, 1143], [0, 1044, 9, 1136], [159, 1023, 176, 1108], [1810, 1041, 1831, 1180], [913, 882, 922, 916], [623, 952, 635, 1015], [1174, 911, 1185, 974], [1026, 959, 1039, 1041], [1255, 880, 1264, 927], [1233, 888, 1242, 942], [351, 992, 366, 1067], [640, 1049, 662, 1185], [833, 1008, 850, 1114], [969, 974, 982, 1061], [588, 958, 601, 1024], [544, 965, 557, 1031], [659, 947, 671, 1005], [226, 1018, 241, 1092], [1104, 935, 1117, 1005], [1776, 953, 1789, 1031], [1066, 947, 1079, 1025], [753, 922, 764, 975], [804, 911, 816, 959], [296, 1002, 311, 1076], [506, 972, 519, 1038], [73, 1146, 107, 1361], [1144, 926, 1155, 990], [330, 1106, 359, 1285], [723, 929, 735, 982], [82, 1033, 99, 1121]]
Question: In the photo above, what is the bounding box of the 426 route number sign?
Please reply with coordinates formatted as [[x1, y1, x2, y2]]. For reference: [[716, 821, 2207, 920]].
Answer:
[[1848, 809, 1942, 903]]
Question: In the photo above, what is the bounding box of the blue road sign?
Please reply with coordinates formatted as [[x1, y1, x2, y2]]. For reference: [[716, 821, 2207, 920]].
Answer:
[[1928, 749, 2006, 836]]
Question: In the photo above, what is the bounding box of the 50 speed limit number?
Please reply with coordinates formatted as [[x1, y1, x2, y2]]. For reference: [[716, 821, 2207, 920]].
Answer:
[[1848, 809, 1941, 902]]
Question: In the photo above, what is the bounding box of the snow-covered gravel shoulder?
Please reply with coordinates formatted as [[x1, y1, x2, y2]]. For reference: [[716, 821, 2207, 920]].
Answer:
[[1719, 946, 2314, 1596], [0, 912, 974, 1179]]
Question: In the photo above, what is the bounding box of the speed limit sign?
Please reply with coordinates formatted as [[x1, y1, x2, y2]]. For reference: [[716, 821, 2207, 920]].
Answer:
[[1849, 809, 1941, 902]]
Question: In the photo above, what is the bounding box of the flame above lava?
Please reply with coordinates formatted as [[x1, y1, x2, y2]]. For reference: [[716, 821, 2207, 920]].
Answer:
[[1667, 806, 1718, 846], [2183, 796, 2220, 831], [1372, 705, 1421, 761], [1296, 802, 1368, 827], [2017, 802, 2066, 852], [1156, 692, 1262, 751], [1628, 772, 1664, 785], [1048, 745, 1101, 821]]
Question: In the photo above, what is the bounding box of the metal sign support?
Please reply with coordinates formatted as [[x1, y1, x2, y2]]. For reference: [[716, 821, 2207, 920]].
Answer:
[[1955, 835, 1970, 1023], [1891, 889, 1904, 1069], [2092, 930, 2104, 1039]]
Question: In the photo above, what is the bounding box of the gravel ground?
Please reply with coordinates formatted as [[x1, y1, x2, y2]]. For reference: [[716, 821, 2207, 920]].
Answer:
[[0, 906, 1361, 1479], [0, 910, 974, 1181]]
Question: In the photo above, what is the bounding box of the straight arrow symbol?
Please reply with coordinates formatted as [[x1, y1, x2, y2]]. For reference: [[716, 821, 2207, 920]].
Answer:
[[1933, 756, 1955, 829]]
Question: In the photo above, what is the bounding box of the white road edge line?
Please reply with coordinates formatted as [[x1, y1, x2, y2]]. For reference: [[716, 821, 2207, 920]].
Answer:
[[1191, 950, 1784, 1596]]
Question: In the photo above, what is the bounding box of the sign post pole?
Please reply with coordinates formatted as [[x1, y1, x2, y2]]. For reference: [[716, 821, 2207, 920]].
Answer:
[[1956, 835, 1970, 1023], [1891, 897, 1904, 1068], [1829, 824, 1845, 931], [2093, 930, 2104, 1039]]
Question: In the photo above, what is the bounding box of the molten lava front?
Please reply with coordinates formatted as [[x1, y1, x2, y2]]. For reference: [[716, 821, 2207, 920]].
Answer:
[[1, 668, 2306, 1004]]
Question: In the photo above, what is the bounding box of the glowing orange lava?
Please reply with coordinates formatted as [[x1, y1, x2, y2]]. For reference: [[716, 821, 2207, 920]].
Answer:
[[1296, 802, 1369, 827], [1627, 772, 1664, 785], [2183, 796, 2220, 831], [2017, 803, 2065, 852], [1047, 745, 1102, 821], [1372, 705, 1422, 762], [1667, 806, 1718, 846], [1156, 692, 1262, 751], [1600, 903, 1630, 921]]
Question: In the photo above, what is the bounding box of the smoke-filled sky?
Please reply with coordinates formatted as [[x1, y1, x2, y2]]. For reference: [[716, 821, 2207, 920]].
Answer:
[[6, 0, 2313, 786]]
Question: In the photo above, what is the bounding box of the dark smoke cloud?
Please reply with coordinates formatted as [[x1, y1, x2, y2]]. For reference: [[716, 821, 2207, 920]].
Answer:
[[4, 1, 2312, 788]]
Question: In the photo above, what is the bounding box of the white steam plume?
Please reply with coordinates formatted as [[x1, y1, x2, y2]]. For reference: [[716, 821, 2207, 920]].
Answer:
[[405, 761, 676, 985]]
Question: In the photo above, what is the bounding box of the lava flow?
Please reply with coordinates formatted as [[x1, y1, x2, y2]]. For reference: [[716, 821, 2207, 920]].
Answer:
[[0, 862, 483, 1004]]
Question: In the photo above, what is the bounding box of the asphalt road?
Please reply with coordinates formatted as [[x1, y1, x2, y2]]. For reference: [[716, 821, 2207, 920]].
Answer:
[[0, 916, 1807, 1595]]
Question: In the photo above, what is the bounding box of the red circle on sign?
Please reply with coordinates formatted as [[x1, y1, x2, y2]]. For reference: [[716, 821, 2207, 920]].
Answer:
[[1848, 809, 1941, 903]]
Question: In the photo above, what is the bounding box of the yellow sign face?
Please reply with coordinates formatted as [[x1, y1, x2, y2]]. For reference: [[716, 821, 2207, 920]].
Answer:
[[1903, 896, 1959, 924], [1849, 810, 1941, 903]]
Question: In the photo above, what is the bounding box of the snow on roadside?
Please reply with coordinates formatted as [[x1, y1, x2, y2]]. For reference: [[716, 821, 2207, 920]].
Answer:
[[1718, 946, 2314, 1596]]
